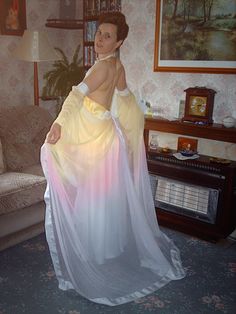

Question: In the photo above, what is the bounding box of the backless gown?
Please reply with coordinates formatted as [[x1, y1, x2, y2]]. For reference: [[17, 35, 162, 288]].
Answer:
[[40, 58, 186, 306]]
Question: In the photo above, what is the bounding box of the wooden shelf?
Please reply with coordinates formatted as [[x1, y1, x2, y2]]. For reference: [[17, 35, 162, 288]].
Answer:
[[144, 118, 236, 241], [145, 117, 236, 143], [46, 19, 83, 29], [40, 96, 59, 101], [84, 15, 99, 21], [84, 41, 94, 46]]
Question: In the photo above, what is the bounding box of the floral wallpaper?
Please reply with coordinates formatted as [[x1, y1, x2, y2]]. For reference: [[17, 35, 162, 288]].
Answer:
[[121, 0, 236, 123], [0, 0, 235, 160], [0, 0, 83, 116], [121, 0, 236, 160]]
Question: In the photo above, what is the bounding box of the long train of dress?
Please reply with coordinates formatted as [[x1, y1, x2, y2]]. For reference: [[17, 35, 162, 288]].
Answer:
[[40, 88, 186, 306]]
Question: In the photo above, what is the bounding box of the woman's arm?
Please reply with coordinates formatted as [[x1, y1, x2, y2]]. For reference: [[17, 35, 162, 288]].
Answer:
[[116, 65, 127, 91], [46, 122, 61, 144], [46, 62, 108, 144], [46, 91, 81, 144]]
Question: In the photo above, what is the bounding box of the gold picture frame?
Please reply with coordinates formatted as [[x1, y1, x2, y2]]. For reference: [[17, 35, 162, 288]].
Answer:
[[154, 0, 236, 74]]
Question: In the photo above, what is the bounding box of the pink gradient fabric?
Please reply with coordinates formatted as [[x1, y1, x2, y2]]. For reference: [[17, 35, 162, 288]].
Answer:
[[40, 89, 185, 306]]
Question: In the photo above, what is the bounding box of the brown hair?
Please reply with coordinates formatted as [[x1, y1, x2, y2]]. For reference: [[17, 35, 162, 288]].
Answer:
[[98, 12, 129, 42]]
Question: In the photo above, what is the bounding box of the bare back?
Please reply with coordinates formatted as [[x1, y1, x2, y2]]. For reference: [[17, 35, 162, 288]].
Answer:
[[83, 57, 126, 110]]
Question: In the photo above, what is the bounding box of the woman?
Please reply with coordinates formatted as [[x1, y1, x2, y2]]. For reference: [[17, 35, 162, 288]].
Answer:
[[41, 12, 185, 306]]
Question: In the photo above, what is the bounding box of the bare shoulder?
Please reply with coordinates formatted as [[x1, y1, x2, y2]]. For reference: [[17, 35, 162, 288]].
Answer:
[[83, 61, 110, 93], [92, 60, 110, 75], [84, 60, 109, 82], [116, 59, 125, 72]]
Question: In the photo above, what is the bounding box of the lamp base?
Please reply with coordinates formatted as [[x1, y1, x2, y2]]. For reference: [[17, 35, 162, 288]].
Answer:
[[34, 62, 39, 106]]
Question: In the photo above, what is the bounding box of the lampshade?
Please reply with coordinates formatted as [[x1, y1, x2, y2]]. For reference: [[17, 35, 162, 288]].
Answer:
[[13, 30, 59, 62], [13, 30, 59, 106]]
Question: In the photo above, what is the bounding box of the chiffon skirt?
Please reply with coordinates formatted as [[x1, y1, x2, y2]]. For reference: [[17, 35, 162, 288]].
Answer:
[[40, 92, 185, 306]]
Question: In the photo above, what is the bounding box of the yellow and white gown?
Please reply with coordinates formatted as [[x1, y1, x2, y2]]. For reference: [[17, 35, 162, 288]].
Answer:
[[40, 64, 185, 306]]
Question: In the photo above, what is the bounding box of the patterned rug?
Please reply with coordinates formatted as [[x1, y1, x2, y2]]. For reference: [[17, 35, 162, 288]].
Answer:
[[0, 228, 235, 314]]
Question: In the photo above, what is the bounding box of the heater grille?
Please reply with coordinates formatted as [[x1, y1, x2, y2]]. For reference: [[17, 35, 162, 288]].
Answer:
[[150, 174, 219, 223]]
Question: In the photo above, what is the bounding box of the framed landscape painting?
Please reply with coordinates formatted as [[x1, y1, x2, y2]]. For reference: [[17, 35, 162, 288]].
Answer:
[[154, 0, 236, 74], [0, 0, 26, 36]]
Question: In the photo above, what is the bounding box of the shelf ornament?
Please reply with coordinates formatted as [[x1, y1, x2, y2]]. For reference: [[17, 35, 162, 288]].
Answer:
[[183, 87, 216, 125]]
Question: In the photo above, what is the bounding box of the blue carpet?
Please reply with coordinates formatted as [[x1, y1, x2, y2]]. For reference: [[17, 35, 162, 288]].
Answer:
[[0, 228, 235, 314]]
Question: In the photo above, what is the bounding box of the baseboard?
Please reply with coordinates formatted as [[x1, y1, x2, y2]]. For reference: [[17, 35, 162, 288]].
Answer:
[[0, 222, 45, 251]]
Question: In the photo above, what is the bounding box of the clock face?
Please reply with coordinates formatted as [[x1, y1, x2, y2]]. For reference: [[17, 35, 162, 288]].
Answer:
[[188, 96, 207, 116]]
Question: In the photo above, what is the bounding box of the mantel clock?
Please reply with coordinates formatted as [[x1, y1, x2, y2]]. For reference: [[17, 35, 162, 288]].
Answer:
[[183, 87, 216, 124]]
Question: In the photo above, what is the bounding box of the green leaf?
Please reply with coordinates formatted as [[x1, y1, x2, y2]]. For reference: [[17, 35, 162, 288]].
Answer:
[[42, 44, 85, 97]]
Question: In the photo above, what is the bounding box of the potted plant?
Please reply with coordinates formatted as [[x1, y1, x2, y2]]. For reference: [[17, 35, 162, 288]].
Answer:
[[42, 44, 85, 100]]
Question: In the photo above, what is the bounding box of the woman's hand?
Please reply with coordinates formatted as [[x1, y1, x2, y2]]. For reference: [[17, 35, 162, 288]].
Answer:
[[46, 123, 61, 144]]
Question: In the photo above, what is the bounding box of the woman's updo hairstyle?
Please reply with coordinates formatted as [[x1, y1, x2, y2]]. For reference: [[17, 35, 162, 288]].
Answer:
[[98, 12, 129, 42]]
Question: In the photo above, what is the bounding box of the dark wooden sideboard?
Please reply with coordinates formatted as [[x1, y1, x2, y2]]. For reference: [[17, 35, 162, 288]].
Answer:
[[144, 117, 236, 144], [144, 117, 236, 241]]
